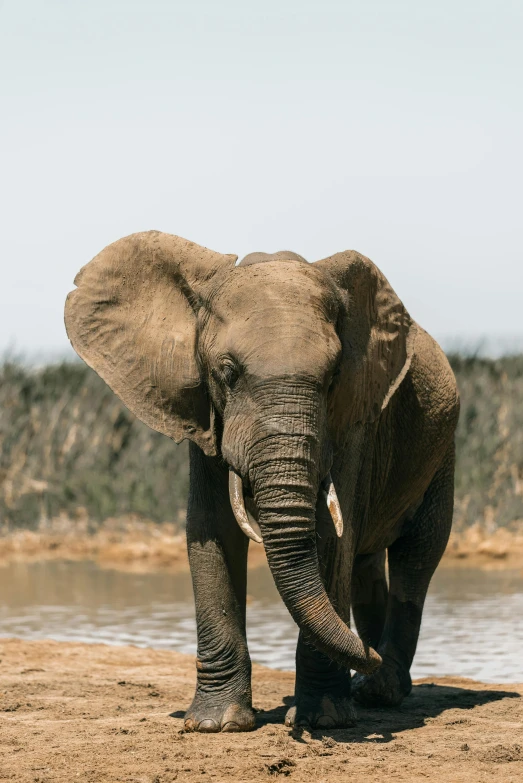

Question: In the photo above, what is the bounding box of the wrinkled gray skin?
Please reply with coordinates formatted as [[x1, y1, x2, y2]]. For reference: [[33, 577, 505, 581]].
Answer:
[[65, 232, 459, 733]]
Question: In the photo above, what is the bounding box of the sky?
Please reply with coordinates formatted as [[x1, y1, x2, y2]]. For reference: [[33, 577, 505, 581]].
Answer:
[[1, 0, 522, 359]]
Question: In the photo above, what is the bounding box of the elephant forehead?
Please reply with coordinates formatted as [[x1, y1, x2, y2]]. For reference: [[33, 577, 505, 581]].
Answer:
[[202, 261, 342, 374], [221, 314, 341, 378], [214, 260, 336, 316]]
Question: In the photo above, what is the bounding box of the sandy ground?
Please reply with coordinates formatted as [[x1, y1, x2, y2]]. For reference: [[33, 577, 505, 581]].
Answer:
[[0, 639, 521, 783], [1, 519, 523, 573]]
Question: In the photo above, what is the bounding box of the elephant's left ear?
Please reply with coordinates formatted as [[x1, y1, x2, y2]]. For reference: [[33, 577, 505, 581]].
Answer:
[[317, 250, 417, 428]]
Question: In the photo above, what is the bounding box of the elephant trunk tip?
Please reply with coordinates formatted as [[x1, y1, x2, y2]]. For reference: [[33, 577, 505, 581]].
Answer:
[[293, 594, 382, 675], [357, 645, 383, 675]]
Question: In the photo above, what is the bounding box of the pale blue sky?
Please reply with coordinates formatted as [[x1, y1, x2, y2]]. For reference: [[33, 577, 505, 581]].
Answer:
[[1, 1, 522, 357]]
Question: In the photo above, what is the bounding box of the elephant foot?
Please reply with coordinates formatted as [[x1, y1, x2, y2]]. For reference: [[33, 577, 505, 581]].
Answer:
[[183, 700, 255, 733], [285, 692, 357, 729], [352, 661, 412, 708]]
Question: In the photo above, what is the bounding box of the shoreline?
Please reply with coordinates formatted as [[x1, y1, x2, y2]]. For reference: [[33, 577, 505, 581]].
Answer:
[[1, 638, 521, 782], [1, 519, 523, 573]]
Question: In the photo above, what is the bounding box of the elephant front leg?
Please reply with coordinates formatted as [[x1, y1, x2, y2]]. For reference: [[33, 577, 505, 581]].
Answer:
[[183, 446, 255, 733], [184, 541, 254, 732], [285, 634, 356, 729], [285, 517, 355, 729]]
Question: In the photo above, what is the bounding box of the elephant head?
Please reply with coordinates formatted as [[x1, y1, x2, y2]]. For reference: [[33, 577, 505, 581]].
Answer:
[[65, 231, 415, 674]]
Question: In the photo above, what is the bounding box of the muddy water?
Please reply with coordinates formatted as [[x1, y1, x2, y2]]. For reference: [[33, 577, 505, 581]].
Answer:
[[1, 560, 522, 683]]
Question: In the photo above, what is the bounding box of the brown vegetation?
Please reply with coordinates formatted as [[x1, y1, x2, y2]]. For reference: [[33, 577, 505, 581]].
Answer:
[[1, 355, 522, 535], [1, 355, 522, 573]]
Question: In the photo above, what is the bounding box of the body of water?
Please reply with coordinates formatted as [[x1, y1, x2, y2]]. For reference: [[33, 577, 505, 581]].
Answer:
[[1, 560, 522, 682]]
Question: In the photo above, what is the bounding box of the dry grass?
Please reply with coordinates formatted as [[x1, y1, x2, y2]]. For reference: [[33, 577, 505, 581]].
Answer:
[[0, 360, 189, 530], [1, 355, 522, 537], [451, 353, 523, 532]]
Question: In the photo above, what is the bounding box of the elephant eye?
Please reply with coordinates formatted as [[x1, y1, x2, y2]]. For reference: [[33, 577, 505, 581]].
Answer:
[[220, 360, 239, 389]]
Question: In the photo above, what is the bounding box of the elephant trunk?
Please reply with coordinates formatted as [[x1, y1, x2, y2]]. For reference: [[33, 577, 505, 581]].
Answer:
[[248, 425, 381, 675]]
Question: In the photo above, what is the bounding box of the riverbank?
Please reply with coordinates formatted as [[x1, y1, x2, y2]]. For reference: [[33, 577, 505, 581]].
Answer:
[[0, 639, 521, 782], [1, 518, 523, 572]]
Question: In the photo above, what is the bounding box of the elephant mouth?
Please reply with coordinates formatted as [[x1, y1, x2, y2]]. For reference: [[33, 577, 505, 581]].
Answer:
[[228, 470, 343, 544]]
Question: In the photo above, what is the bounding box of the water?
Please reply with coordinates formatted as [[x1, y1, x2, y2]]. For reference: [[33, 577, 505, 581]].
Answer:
[[1, 560, 522, 682]]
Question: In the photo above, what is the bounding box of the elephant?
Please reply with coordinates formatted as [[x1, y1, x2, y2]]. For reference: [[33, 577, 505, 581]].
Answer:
[[64, 231, 459, 732]]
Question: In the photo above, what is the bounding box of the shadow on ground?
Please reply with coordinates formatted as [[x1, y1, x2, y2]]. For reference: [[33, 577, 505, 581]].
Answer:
[[253, 682, 520, 743]]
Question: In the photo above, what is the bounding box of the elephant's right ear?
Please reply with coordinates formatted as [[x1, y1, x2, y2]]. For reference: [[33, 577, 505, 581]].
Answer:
[[64, 231, 237, 456]]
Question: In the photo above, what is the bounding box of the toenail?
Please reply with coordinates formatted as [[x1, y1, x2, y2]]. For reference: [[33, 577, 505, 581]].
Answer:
[[221, 721, 241, 732], [285, 706, 297, 726], [198, 719, 219, 732]]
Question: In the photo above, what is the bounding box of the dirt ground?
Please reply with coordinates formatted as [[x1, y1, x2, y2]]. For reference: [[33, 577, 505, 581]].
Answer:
[[0, 639, 521, 783]]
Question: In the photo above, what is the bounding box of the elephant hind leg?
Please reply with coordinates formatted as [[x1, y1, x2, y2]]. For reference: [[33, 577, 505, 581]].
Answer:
[[353, 443, 455, 708], [351, 550, 388, 650]]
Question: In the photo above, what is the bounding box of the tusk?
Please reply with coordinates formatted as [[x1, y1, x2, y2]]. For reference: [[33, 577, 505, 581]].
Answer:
[[228, 471, 263, 544], [322, 473, 344, 538]]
